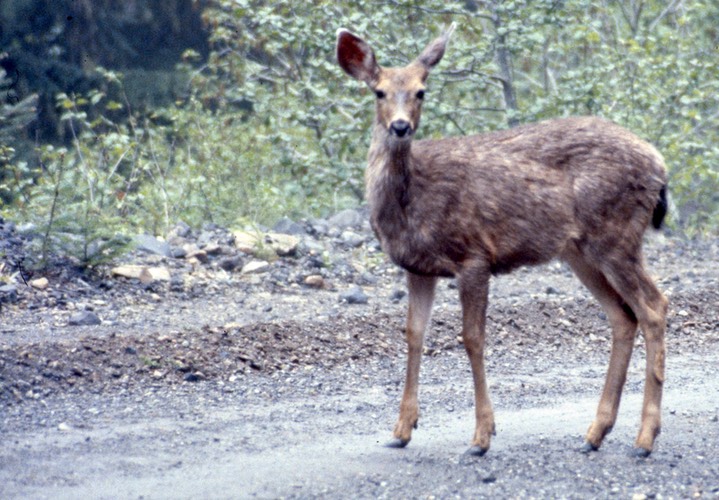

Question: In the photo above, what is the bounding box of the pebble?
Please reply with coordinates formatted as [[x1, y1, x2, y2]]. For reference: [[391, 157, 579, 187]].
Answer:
[[357, 272, 377, 285], [218, 255, 243, 272], [328, 209, 362, 228], [265, 233, 299, 257], [233, 230, 262, 254], [186, 248, 209, 263], [170, 246, 187, 258], [168, 221, 191, 239], [30, 277, 49, 290], [340, 286, 369, 304], [341, 231, 365, 248], [304, 275, 325, 288], [111, 265, 171, 282], [242, 260, 270, 274], [273, 217, 307, 235], [68, 310, 102, 326], [390, 289, 406, 302], [134, 234, 171, 257], [308, 218, 329, 236], [0, 284, 18, 303], [184, 372, 205, 382], [204, 243, 222, 255]]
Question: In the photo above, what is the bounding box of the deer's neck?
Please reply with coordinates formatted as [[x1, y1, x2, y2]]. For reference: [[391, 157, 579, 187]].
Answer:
[[365, 122, 413, 237], [365, 125, 412, 257]]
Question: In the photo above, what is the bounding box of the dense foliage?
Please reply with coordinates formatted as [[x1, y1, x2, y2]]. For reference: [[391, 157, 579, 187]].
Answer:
[[1, 0, 718, 267]]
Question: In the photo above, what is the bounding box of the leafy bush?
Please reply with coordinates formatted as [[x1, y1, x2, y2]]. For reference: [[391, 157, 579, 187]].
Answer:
[[4, 76, 135, 268]]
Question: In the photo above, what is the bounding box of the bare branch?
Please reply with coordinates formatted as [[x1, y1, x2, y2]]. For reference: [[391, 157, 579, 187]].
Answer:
[[648, 0, 683, 32]]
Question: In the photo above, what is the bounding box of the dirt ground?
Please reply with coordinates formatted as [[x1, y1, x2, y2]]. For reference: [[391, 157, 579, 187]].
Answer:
[[1, 219, 718, 498]]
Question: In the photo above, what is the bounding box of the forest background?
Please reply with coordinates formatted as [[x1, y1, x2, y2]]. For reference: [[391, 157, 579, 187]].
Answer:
[[1, 0, 717, 268]]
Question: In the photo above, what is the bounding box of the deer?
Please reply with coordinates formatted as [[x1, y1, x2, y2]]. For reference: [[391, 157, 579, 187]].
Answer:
[[336, 23, 669, 458]]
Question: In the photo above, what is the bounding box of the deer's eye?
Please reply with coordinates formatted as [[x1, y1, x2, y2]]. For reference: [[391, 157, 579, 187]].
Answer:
[[375, 90, 386, 99], [416, 90, 425, 100]]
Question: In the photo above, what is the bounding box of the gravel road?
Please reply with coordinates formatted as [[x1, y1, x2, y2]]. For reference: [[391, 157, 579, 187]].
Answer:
[[1, 215, 718, 498]]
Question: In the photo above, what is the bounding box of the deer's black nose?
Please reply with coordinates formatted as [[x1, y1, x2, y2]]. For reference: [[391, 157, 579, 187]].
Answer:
[[390, 120, 411, 138]]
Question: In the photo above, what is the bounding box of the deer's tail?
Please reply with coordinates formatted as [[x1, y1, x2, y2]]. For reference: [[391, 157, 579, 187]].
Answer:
[[652, 185, 668, 229]]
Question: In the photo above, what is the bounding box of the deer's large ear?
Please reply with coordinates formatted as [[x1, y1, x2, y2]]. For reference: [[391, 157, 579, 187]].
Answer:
[[417, 23, 456, 70], [336, 29, 380, 85]]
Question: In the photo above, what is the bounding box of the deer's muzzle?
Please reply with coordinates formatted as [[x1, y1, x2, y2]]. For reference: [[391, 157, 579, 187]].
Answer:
[[390, 120, 412, 138]]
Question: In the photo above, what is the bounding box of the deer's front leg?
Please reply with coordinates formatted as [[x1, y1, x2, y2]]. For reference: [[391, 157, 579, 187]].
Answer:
[[459, 264, 495, 456], [387, 272, 437, 448]]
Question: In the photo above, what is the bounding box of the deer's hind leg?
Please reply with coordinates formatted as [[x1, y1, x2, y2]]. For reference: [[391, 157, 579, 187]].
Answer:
[[388, 272, 437, 448], [598, 253, 668, 456], [563, 247, 639, 452]]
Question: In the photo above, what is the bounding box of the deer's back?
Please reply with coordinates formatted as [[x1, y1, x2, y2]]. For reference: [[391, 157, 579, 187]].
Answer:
[[376, 116, 666, 276]]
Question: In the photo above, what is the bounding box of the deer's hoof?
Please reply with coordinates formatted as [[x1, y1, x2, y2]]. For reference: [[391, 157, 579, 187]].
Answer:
[[465, 445, 489, 457], [385, 438, 410, 449], [579, 441, 599, 454], [631, 447, 652, 458]]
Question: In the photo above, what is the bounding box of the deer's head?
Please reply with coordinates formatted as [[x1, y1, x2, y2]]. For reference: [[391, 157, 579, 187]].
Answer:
[[336, 25, 455, 142]]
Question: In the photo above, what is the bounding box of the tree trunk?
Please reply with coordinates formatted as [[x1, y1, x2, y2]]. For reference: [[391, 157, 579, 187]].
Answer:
[[490, 3, 520, 128]]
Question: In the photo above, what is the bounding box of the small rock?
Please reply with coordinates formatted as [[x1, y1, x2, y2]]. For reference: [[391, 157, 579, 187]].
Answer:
[[111, 265, 171, 282], [169, 246, 187, 259], [168, 221, 191, 238], [184, 372, 205, 383], [0, 284, 18, 303], [186, 248, 208, 263], [340, 286, 369, 305], [273, 217, 307, 235], [341, 230, 365, 248], [308, 218, 329, 236], [305, 254, 326, 269], [57, 422, 72, 432], [218, 256, 243, 272], [135, 234, 171, 257], [138, 268, 155, 285], [242, 260, 270, 274], [169, 221, 192, 238], [304, 275, 325, 288], [69, 311, 102, 326], [169, 275, 185, 292], [233, 230, 262, 254], [145, 267, 169, 282], [30, 277, 49, 290], [203, 242, 222, 255], [266, 233, 299, 257], [197, 229, 216, 246], [391, 289, 406, 302], [328, 209, 362, 228], [357, 272, 377, 285]]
